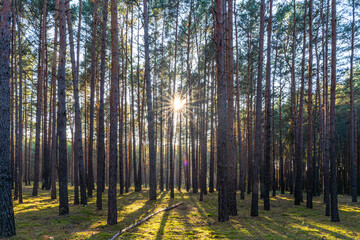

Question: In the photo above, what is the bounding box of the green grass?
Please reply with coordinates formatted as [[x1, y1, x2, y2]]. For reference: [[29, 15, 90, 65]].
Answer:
[[7, 185, 360, 239]]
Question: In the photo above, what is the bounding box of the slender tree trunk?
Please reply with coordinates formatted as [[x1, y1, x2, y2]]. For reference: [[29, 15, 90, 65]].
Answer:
[[279, 70, 284, 194], [226, 0, 237, 216], [96, 0, 108, 210], [187, 1, 197, 194], [314, 35, 322, 197], [307, 0, 314, 209], [136, 21, 142, 192], [107, 0, 119, 225], [65, 0, 87, 206], [159, 16, 165, 192], [10, 2, 15, 192], [57, 0, 69, 216], [16, 9, 23, 203], [88, 0, 98, 197], [246, 36, 253, 195], [119, 21, 126, 196], [209, 58, 215, 194], [323, 0, 331, 217], [169, 2, 179, 199], [234, 2, 244, 200], [263, 0, 273, 211], [272, 43, 278, 197], [295, 0, 306, 206], [33, 0, 47, 197], [329, 0, 339, 222], [214, 0, 229, 222], [290, 0, 297, 197], [251, 0, 265, 217], [144, 0, 156, 200], [50, 0, 59, 200], [349, 0, 357, 203]]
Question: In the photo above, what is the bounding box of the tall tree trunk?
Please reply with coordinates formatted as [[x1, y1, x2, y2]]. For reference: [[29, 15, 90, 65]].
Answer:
[[329, 0, 339, 222], [323, 0, 331, 217], [10, 1, 15, 192], [136, 21, 142, 192], [214, 0, 229, 222], [0, 0, 16, 235], [16, 8, 23, 203], [58, 0, 69, 216], [42, 42, 50, 191], [263, 0, 273, 211], [209, 58, 215, 194], [50, 0, 59, 201], [349, 0, 357, 203], [169, 2, 179, 199], [226, 0, 237, 216], [107, 0, 119, 225], [119, 18, 126, 196], [129, 7, 138, 192], [33, 0, 47, 197], [234, 1, 244, 200], [290, 0, 297, 197], [307, 0, 314, 209], [279, 69, 284, 194], [246, 36, 253, 195], [65, 0, 87, 206], [272, 43, 278, 197], [200, 23, 208, 201], [88, 0, 98, 197], [187, 0, 197, 194], [314, 35, 322, 197], [96, 0, 108, 211], [144, 0, 156, 200], [252, 0, 265, 217], [159, 16, 165, 192], [295, 0, 306, 206]]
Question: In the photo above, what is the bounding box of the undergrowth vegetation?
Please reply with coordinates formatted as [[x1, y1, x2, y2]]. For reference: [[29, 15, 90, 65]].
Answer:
[[9, 185, 360, 239]]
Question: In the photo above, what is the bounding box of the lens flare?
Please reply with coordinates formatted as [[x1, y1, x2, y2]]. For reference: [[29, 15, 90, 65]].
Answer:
[[173, 96, 186, 112]]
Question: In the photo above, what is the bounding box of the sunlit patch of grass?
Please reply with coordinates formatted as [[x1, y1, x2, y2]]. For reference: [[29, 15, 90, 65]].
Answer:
[[8, 185, 360, 240], [339, 204, 360, 213]]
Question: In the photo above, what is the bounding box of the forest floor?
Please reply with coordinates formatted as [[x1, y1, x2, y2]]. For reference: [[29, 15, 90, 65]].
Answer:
[[8, 185, 360, 239]]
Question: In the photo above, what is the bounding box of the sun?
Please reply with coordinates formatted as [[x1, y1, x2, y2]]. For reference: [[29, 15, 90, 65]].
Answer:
[[173, 96, 186, 112]]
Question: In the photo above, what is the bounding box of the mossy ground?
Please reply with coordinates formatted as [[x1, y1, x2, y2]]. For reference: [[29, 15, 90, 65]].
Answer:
[[7, 185, 360, 239]]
